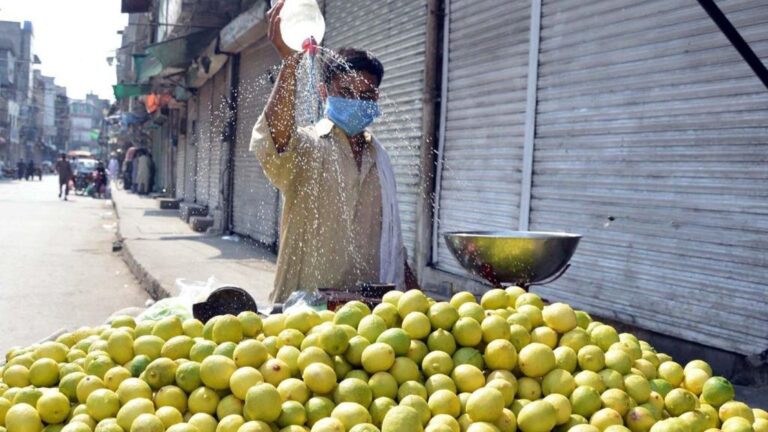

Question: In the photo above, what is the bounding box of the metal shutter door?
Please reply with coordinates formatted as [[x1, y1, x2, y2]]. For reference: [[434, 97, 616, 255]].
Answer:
[[184, 96, 198, 203], [184, 96, 199, 203], [232, 40, 281, 245], [175, 133, 186, 200], [150, 127, 165, 193], [530, 0, 768, 355], [324, 0, 428, 261], [195, 82, 213, 206], [433, 0, 530, 275], [208, 69, 229, 211]]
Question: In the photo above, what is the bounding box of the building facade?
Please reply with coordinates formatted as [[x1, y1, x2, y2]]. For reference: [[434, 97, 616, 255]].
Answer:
[[115, 0, 768, 363], [0, 20, 36, 163], [69, 95, 109, 156], [0, 20, 65, 165], [0, 41, 17, 163], [54, 86, 69, 152]]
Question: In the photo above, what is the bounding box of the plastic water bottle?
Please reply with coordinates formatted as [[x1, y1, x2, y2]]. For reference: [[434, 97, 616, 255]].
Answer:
[[276, 0, 325, 53]]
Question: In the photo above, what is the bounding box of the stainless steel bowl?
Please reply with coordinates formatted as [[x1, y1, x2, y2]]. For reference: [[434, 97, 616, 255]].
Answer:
[[443, 230, 582, 288]]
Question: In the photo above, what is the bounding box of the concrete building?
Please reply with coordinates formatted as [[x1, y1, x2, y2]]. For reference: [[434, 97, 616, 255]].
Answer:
[[0, 20, 38, 163], [40, 75, 56, 151], [30, 70, 58, 162], [69, 94, 109, 156], [29, 70, 43, 162], [54, 85, 69, 152], [0, 38, 17, 163], [114, 0, 243, 196]]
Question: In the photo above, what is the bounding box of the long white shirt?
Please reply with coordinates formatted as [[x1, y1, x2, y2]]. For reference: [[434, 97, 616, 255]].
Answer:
[[251, 114, 386, 302]]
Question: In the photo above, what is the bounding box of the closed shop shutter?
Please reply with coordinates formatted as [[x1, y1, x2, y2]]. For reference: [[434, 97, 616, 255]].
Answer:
[[162, 122, 173, 194], [231, 40, 281, 245], [324, 0, 428, 261], [175, 133, 186, 200], [195, 82, 213, 206], [150, 126, 165, 193], [530, 0, 768, 354], [433, 0, 530, 275], [208, 68, 229, 212], [184, 95, 198, 203]]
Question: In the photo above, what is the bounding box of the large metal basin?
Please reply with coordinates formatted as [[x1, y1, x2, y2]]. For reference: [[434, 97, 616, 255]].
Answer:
[[443, 230, 582, 288]]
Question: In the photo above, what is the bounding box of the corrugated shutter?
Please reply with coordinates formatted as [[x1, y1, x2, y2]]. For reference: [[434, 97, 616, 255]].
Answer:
[[232, 40, 281, 245], [530, 0, 768, 355], [184, 96, 198, 203], [208, 68, 229, 211], [195, 82, 213, 206], [175, 133, 186, 200], [324, 0, 428, 262], [162, 123, 172, 193], [150, 127, 165, 193], [433, 0, 530, 275]]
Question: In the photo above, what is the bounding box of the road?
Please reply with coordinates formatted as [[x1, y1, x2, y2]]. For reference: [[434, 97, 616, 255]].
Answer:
[[0, 175, 148, 352]]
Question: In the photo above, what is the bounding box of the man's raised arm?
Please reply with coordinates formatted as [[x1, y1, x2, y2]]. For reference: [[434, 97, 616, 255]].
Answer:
[[264, 0, 299, 153]]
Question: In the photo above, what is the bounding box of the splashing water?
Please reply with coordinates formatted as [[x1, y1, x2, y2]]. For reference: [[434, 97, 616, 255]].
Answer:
[[295, 52, 323, 127]]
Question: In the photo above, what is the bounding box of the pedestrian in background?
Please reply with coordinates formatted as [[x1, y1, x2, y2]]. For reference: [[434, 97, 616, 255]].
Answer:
[[131, 148, 143, 193], [136, 150, 151, 194], [16, 158, 25, 180], [123, 146, 136, 191], [55, 153, 73, 200], [25, 159, 34, 181], [108, 154, 119, 183], [93, 161, 107, 199]]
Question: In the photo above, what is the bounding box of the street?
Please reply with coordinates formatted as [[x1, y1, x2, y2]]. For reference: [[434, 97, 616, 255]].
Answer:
[[0, 175, 147, 351]]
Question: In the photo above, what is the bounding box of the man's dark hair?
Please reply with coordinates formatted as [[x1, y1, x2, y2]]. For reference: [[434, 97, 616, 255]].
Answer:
[[324, 48, 384, 87]]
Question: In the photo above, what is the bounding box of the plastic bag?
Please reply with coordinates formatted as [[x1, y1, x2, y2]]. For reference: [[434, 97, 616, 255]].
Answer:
[[283, 290, 327, 314], [136, 276, 221, 321], [135, 297, 191, 321]]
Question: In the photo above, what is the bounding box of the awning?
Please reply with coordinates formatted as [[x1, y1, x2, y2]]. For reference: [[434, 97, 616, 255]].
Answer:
[[137, 56, 163, 83], [138, 30, 218, 82], [121, 0, 151, 13], [120, 112, 149, 127], [185, 35, 229, 89], [113, 83, 153, 100]]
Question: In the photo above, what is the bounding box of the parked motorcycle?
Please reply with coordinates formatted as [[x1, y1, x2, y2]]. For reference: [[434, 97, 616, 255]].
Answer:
[[73, 171, 92, 195], [72, 158, 98, 195]]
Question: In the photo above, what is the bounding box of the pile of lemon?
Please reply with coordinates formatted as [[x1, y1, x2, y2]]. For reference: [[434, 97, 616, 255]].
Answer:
[[0, 288, 765, 432]]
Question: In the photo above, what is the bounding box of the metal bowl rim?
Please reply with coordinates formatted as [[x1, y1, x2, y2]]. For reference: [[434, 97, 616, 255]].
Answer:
[[443, 230, 582, 239]]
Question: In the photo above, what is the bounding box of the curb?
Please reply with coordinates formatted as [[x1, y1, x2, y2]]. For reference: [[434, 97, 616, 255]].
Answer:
[[111, 196, 171, 301]]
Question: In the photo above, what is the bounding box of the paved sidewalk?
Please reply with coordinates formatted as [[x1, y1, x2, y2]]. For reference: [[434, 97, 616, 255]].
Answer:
[[112, 187, 277, 304]]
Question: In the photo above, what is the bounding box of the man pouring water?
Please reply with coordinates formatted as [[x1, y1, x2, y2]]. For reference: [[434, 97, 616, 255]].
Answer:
[[251, 0, 417, 302]]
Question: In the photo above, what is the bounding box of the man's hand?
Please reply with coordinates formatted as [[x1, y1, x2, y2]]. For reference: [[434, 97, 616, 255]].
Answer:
[[267, 1, 296, 60]]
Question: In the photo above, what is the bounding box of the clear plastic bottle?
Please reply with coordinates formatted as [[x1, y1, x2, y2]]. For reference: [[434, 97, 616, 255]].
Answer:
[[277, 0, 326, 52]]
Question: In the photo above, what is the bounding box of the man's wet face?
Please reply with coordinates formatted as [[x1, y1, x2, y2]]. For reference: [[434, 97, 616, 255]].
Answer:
[[328, 71, 380, 102]]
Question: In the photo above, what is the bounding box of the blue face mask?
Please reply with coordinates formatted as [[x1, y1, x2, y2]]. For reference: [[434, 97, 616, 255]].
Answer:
[[325, 96, 381, 136]]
